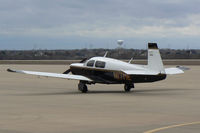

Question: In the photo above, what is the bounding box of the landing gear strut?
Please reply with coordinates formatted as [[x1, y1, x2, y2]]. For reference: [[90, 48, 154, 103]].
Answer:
[[78, 81, 88, 93], [124, 83, 134, 92]]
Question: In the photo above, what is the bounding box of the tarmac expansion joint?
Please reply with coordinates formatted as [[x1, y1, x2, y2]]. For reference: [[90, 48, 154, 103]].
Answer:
[[143, 121, 200, 133]]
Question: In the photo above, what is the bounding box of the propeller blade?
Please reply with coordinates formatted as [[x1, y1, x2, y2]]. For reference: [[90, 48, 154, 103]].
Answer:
[[63, 69, 71, 74], [80, 58, 87, 63], [63, 58, 87, 74]]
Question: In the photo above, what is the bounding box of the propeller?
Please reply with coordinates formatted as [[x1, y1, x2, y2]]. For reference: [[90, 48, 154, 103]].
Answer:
[[79, 58, 87, 63], [63, 58, 88, 74], [63, 69, 71, 74]]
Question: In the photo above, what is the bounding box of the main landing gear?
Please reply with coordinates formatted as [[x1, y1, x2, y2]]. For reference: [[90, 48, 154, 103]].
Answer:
[[78, 81, 88, 93], [124, 83, 134, 92], [78, 81, 135, 93]]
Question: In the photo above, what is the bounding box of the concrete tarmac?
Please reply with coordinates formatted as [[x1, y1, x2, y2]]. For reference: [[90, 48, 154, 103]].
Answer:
[[0, 65, 200, 133]]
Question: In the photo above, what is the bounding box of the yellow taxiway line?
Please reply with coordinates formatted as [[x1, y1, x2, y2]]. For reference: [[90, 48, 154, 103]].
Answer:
[[144, 121, 200, 133]]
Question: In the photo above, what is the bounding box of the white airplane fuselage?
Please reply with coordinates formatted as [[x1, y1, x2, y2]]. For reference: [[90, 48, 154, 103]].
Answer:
[[70, 57, 167, 84]]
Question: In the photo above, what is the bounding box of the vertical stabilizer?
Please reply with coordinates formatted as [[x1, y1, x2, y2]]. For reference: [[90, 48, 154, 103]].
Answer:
[[148, 43, 165, 73]]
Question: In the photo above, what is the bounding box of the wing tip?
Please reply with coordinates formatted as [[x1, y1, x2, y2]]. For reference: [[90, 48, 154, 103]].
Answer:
[[7, 68, 15, 72]]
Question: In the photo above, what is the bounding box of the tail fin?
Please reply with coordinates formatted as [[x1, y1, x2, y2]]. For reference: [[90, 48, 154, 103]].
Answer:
[[147, 43, 165, 74]]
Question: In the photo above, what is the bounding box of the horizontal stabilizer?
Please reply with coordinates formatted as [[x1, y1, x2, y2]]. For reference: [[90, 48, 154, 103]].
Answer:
[[165, 68, 184, 75], [176, 66, 190, 71], [7, 68, 92, 82]]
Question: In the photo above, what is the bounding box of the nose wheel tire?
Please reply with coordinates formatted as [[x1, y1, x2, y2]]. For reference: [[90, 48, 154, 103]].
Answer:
[[78, 82, 88, 93]]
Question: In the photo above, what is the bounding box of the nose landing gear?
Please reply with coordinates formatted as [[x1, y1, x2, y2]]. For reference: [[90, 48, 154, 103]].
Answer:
[[78, 81, 88, 93]]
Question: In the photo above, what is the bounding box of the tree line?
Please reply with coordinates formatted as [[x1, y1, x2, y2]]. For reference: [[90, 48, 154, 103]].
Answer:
[[0, 49, 199, 60]]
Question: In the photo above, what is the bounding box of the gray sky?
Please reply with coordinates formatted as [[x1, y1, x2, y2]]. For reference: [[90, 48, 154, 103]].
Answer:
[[0, 0, 200, 49]]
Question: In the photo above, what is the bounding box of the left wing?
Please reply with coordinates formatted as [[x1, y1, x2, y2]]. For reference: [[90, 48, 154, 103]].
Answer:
[[7, 69, 92, 82]]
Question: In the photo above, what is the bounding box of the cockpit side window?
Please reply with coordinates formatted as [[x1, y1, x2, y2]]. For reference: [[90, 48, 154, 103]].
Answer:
[[86, 60, 95, 67], [95, 61, 106, 68]]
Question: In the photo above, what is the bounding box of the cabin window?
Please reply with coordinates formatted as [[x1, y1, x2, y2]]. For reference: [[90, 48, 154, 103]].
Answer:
[[95, 61, 106, 68], [87, 60, 95, 67]]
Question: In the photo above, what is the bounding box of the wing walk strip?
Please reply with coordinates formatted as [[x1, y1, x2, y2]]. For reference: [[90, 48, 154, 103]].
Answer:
[[143, 121, 200, 133]]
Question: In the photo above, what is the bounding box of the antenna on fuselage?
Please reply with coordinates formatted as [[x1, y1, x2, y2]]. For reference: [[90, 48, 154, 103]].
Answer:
[[104, 51, 108, 57], [128, 57, 133, 64]]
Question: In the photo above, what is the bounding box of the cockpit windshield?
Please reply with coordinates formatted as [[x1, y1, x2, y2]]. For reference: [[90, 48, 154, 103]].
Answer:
[[86, 60, 95, 67]]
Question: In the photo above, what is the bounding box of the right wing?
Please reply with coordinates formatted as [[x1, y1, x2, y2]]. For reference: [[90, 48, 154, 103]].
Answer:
[[7, 69, 92, 82]]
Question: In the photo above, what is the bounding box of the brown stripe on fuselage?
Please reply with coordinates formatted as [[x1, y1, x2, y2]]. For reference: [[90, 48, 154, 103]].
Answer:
[[70, 66, 166, 84]]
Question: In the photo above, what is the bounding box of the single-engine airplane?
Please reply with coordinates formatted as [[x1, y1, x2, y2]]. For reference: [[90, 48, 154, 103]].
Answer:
[[7, 43, 189, 93]]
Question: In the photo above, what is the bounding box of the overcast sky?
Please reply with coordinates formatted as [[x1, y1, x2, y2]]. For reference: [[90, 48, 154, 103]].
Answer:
[[0, 0, 200, 49]]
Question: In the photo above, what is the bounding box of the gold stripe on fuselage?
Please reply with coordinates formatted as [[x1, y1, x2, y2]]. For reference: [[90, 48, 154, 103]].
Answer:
[[70, 66, 132, 81]]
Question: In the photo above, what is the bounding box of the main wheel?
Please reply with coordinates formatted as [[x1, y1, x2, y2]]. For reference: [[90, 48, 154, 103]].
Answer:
[[78, 82, 88, 93], [124, 84, 131, 92]]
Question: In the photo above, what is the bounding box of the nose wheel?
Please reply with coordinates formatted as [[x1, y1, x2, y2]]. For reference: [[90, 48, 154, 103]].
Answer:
[[124, 83, 134, 92], [78, 81, 88, 93]]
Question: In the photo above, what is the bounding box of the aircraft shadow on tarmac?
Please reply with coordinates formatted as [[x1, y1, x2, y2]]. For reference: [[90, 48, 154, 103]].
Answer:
[[11, 88, 191, 96]]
